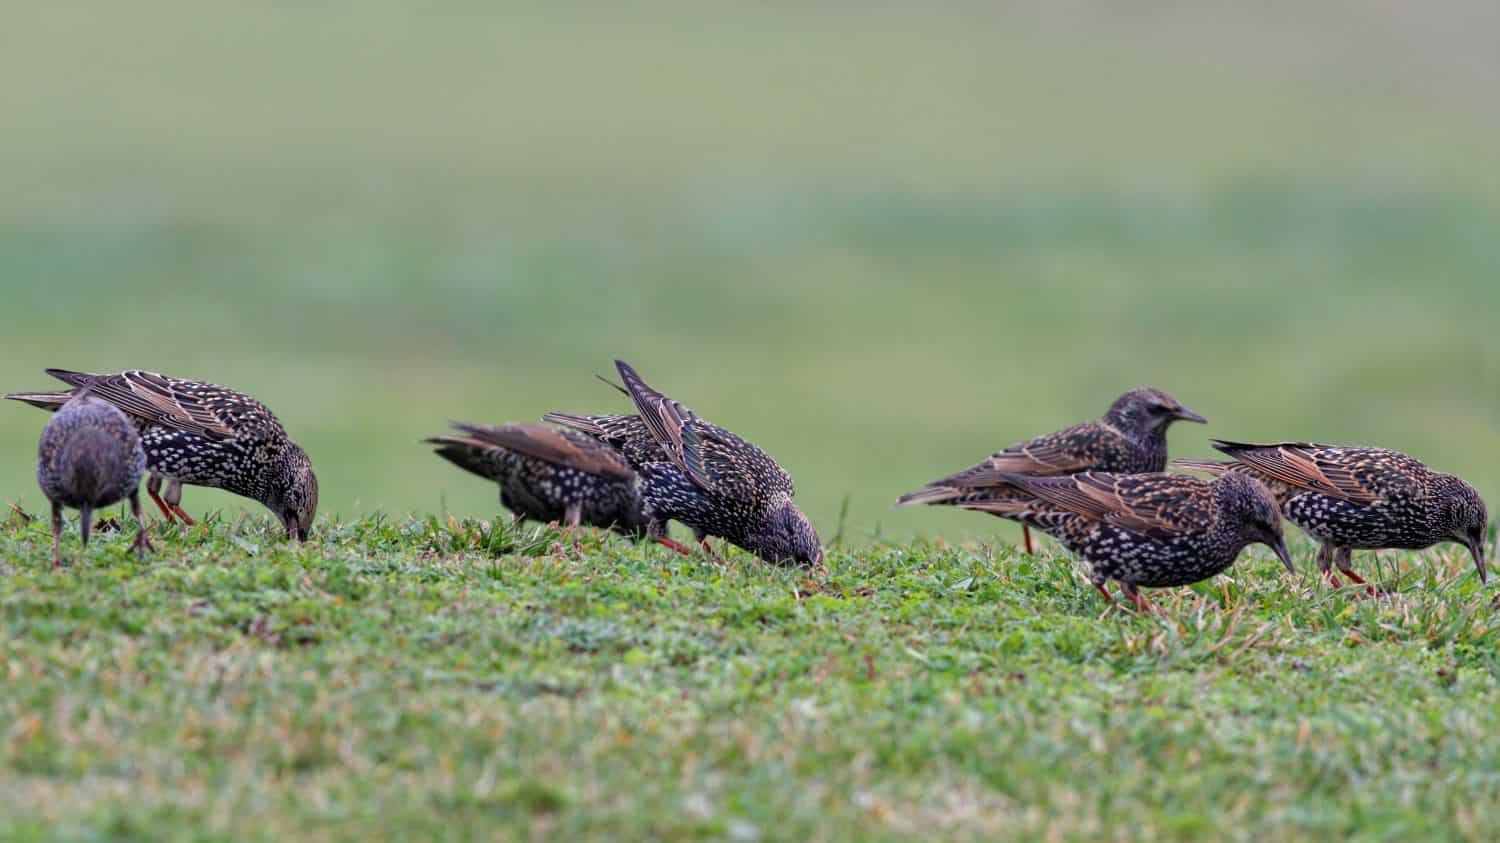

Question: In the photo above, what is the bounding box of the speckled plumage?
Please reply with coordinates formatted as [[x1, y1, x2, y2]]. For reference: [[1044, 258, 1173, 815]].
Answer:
[[544, 360, 823, 567], [895, 387, 1206, 552], [7, 369, 317, 540], [958, 471, 1292, 608], [36, 394, 151, 568], [1180, 441, 1489, 587], [426, 422, 646, 535]]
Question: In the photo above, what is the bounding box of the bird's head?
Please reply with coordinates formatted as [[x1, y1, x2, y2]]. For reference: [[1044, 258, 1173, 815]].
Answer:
[[1221, 473, 1293, 575], [1438, 476, 1488, 584], [1107, 388, 1207, 435], [746, 501, 824, 567], [270, 443, 319, 541]]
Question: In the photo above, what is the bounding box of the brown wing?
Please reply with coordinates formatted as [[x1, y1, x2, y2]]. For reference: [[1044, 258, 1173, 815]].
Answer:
[[929, 419, 1135, 491], [46, 369, 237, 440], [447, 422, 635, 481], [614, 360, 714, 489], [1211, 441, 1423, 503], [1002, 471, 1217, 539]]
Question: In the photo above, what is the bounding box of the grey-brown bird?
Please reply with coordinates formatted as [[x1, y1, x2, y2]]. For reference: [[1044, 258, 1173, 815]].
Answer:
[[896, 388, 1207, 553], [36, 393, 152, 568], [1175, 441, 1489, 589], [544, 360, 823, 566], [8, 369, 317, 540], [426, 422, 646, 535], [959, 471, 1291, 610]]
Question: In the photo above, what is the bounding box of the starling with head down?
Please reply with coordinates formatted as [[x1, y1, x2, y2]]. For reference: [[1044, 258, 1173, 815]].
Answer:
[[37, 393, 152, 568], [544, 360, 823, 567], [896, 387, 1207, 553], [1184, 441, 1489, 588], [958, 471, 1292, 610], [8, 369, 318, 540], [426, 421, 646, 535]]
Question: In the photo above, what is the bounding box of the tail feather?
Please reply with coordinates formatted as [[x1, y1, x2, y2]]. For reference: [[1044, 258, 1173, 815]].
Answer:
[[45, 368, 96, 388], [1170, 458, 1237, 476], [542, 412, 606, 437], [4, 390, 72, 412], [894, 485, 962, 507]]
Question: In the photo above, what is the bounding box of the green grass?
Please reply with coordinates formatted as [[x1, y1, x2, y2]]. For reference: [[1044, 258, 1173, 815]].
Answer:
[[2, 511, 1497, 841]]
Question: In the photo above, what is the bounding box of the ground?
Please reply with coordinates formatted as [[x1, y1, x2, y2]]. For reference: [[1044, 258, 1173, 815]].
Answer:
[[2, 511, 1495, 842]]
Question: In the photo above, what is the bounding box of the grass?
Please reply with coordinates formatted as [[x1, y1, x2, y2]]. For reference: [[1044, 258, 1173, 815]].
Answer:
[[1, 6, 1497, 835], [2, 510, 1497, 841]]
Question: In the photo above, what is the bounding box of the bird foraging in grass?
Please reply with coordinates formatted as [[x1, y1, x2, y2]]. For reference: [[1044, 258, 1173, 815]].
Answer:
[[426, 421, 646, 535], [896, 388, 1207, 554], [958, 471, 1291, 610], [544, 360, 823, 567], [37, 393, 151, 569], [1176, 441, 1489, 590], [7, 369, 318, 540]]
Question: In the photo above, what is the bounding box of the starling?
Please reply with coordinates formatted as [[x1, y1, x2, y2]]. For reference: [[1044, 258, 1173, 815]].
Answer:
[[544, 360, 823, 566], [957, 471, 1292, 610], [896, 387, 1207, 553], [7, 369, 318, 540], [425, 421, 646, 535], [1187, 441, 1489, 588], [36, 393, 152, 568]]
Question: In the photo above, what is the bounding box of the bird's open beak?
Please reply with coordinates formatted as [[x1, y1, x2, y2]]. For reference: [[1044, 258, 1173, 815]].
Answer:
[[1466, 538, 1487, 584], [1174, 406, 1208, 424], [1271, 535, 1295, 575]]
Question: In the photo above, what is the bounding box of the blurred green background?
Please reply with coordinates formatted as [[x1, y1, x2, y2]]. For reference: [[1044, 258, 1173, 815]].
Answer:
[[2, 2, 1496, 542]]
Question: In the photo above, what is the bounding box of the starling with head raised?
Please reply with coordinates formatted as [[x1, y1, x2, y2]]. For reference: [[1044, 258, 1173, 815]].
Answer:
[[1181, 441, 1489, 588], [544, 360, 823, 566], [896, 387, 1207, 553], [36, 393, 152, 568], [8, 369, 318, 540], [957, 471, 1292, 610], [426, 421, 646, 535]]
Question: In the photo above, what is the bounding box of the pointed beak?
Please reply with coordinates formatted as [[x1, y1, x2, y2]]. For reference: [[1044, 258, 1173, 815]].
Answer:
[[1173, 406, 1208, 424], [1466, 538, 1487, 584], [1271, 535, 1295, 575]]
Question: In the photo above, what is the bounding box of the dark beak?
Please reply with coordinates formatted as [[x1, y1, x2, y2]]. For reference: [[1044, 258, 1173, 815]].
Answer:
[[1173, 406, 1208, 424], [1466, 538, 1487, 584], [1270, 535, 1295, 575]]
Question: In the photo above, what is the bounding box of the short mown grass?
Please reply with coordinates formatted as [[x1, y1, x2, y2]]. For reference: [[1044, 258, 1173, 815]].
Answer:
[[2, 510, 1495, 841]]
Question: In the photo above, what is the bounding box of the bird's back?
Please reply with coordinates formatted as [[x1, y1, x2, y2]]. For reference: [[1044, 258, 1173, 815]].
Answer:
[[38, 398, 146, 508]]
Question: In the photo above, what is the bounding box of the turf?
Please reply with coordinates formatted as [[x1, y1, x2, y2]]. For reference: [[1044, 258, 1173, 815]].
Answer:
[[2, 511, 1496, 841]]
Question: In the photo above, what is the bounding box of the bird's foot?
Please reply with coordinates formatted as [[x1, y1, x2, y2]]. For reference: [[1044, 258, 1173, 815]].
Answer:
[[131, 529, 155, 559]]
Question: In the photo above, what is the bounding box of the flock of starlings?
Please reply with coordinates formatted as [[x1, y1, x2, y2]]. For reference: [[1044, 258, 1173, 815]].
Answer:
[[6, 362, 1489, 611]]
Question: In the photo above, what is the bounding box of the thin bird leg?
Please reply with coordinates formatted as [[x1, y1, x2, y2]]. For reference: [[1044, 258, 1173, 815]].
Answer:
[[163, 479, 196, 526], [128, 491, 154, 558], [1335, 547, 1376, 596], [1092, 581, 1115, 604], [1317, 544, 1342, 588], [1022, 525, 1034, 555], [654, 537, 695, 556], [51, 500, 63, 570], [146, 475, 177, 523], [1121, 582, 1154, 613], [698, 539, 726, 565]]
